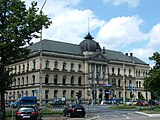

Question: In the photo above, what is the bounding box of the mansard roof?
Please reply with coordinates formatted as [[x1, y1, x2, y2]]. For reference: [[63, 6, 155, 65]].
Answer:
[[27, 39, 148, 65]]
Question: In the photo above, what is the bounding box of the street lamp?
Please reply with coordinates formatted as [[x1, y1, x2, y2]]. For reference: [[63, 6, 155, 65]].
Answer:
[[123, 62, 126, 105], [39, 0, 47, 107]]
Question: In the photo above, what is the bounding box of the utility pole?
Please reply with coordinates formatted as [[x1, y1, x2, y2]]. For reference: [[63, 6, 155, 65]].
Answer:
[[123, 62, 126, 106], [39, 0, 47, 107]]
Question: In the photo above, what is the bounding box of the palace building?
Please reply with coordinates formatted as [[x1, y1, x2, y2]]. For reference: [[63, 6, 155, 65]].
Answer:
[[6, 33, 151, 103]]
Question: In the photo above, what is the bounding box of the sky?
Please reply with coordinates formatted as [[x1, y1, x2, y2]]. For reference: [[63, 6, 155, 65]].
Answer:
[[24, 0, 160, 67]]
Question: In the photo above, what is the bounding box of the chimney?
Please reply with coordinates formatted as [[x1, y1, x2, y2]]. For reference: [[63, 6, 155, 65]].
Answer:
[[130, 53, 133, 57], [125, 53, 128, 56], [103, 46, 106, 54]]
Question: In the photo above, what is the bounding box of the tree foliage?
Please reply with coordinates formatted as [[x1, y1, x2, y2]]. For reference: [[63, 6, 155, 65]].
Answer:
[[144, 52, 160, 99], [0, 0, 51, 118]]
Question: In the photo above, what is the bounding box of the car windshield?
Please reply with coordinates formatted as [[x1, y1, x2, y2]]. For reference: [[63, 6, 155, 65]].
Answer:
[[74, 104, 84, 109], [18, 107, 35, 112]]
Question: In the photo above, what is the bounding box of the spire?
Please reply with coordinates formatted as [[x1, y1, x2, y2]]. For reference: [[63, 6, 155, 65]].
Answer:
[[84, 32, 94, 40]]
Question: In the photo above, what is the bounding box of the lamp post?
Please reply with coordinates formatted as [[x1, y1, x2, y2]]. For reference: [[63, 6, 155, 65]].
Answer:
[[39, 0, 47, 107], [123, 62, 126, 105]]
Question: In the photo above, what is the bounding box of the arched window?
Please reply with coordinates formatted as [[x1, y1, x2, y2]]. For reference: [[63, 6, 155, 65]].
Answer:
[[45, 74, 49, 84], [139, 81, 141, 88], [62, 76, 66, 85], [71, 76, 74, 86], [18, 78, 20, 86], [136, 81, 138, 88], [54, 75, 58, 85], [32, 75, 35, 85], [78, 77, 82, 85]]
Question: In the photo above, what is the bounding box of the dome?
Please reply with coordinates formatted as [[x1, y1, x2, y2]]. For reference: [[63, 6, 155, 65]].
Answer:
[[79, 33, 101, 52]]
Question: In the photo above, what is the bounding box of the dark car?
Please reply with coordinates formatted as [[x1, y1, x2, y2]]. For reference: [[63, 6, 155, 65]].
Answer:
[[16, 106, 42, 120], [63, 104, 86, 118], [148, 100, 159, 106]]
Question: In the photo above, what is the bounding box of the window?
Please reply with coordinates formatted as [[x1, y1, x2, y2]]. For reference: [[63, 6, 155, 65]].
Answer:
[[129, 69, 131, 76], [33, 60, 36, 69], [14, 66, 17, 74], [118, 79, 120, 87], [119, 92, 121, 98], [32, 75, 35, 85], [71, 90, 74, 98], [45, 60, 49, 69], [71, 76, 74, 86], [14, 78, 16, 86], [54, 61, 58, 69], [118, 68, 120, 75], [22, 77, 24, 86], [70, 63, 74, 71], [78, 77, 82, 85], [25, 91, 28, 96], [139, 81, 141, 88], [26, 76, 28, 86], [18, 78, 20, 86], [54, 90, 58, 98], [62, 76, 66, 85], [27, 62, 29, 71], [45, 90, 49, 101], [22, 64, 25, 72], [45, 74, 49, 84], [78, 64, 81, 71], [63, 90, 66, 97], [136, 81, 138, 88], [54, 75, 58, 85], [112, 67, 114, 74], [62, 62, 66, 70], [19, 65, 21, 73]]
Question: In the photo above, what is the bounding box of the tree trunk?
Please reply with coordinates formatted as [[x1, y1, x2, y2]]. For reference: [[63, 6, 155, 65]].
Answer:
[[0, 91, 5, 120]]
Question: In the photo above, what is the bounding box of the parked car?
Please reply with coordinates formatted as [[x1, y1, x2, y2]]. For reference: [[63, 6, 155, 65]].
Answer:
[[16, 106, 42, 120], [135, 100, 149, 106], [63, 103, 86, 118], [148, 100, 159, 106]]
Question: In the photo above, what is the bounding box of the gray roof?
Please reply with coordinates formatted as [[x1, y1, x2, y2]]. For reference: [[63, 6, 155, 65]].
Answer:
[[27, 39, 148, 65], [27, 39, 83, 55]]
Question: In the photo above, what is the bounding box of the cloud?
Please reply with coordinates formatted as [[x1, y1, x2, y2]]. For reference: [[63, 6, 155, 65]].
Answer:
[[96, 16, 146, 49], [102, 0, 140, 7], [147, 23, 160, 49], [43, 9, 104, 44], [24, 0, 104, 43]]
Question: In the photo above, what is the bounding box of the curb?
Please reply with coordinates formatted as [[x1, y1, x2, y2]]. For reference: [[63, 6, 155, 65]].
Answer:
[[135, 111, 160, 117]]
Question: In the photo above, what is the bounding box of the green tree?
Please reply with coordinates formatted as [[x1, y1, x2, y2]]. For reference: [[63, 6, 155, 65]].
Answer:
[[0, 0, 51, 119], [144, 52, 160, 99]]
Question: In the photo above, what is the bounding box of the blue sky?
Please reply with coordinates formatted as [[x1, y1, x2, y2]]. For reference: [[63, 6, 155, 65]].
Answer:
[[24, 0, 160, 67]]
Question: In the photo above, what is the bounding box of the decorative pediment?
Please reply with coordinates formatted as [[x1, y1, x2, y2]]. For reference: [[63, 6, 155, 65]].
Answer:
[[89, 52, 109, 61]]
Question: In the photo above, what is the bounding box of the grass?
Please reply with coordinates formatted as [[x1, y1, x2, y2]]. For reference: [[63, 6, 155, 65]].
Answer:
[[109, 104, 160, 114], [138, 106, 160, 114], [108, 104, 136, 109]]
